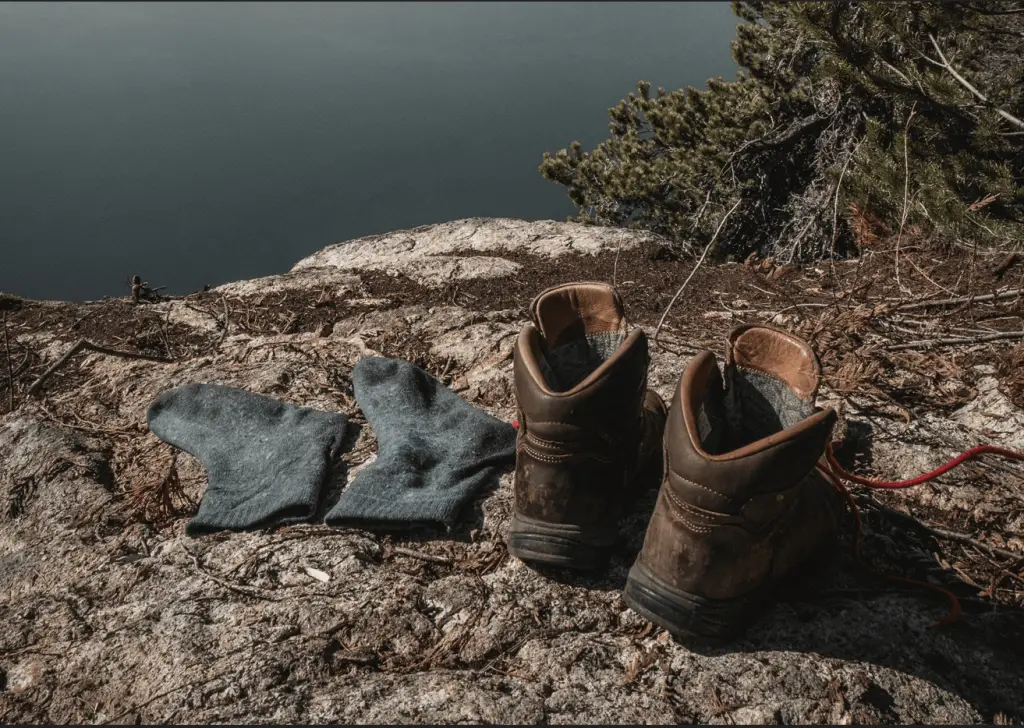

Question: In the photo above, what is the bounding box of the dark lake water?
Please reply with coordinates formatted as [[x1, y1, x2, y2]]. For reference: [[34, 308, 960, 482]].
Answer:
[[1, 2, 739, 302]]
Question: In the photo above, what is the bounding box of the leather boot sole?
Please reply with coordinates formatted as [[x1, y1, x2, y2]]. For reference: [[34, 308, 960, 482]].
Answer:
[[505, 513, 617, 570], [622, 559, 764, 641], [507, 444, 666, 571], [623, 535, 841, 642]]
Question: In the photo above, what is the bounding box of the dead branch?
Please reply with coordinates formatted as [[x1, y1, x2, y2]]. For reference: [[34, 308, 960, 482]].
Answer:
[[187, 550, 282, 602], [3, 310, 13, 412], [217, 295, 230, 348], [13, 351, 31, 378], [612, 229, 626, 288], [906, 254, 956, 296], [858, 496, 1024, 563], [653, 197, 743, 349], [830, 139, 862, 299], [35, 400, 139, 437], [161, 303, 175, 360], [927, 34, 1024, 130], [880, 59, 918, 89], [896, 287, 1023, 311], [994, 253, 1021, 279], [27, 339, 172, 396], [962, 3, 1024, 15], [691, 187, 714, 231], [100, 675, 223, 725], [894, 103, 917, 295], [391, 546, 452, 565], [885, 330, 1024, 351], [831, 144, 858, 260]]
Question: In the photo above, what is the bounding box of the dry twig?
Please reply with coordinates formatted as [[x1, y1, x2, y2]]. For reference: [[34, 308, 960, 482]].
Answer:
[[859, 496, 1024, 563], [392, 546, 452, 565], [217, 295, 230, 348], [894, 102, 917, 295], [612, 229, 626, 288], [27, 339, 172, 395], [187, 549, 282, 602], [927, 34, 1024, 130], [994, 252, 1021, 278], [886, 330, 1024, 351], [101, 675, 223, 725], [896, 287, 1023, 311], [829, 140, 861, 300], [161, 302, 175, 360], [653, 197, 743, 349], [3, 310, 13, 412]]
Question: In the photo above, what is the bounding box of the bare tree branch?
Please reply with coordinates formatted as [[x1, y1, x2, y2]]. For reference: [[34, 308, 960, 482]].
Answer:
[[960, 3, 1024, 16], [653, 198, 743, 350], [886, 330, 1024, 351], [928, 34, 1024, 129], [895, 103, 918, 295], [2, 311, 13, 412], [28, 339, 172, 396]]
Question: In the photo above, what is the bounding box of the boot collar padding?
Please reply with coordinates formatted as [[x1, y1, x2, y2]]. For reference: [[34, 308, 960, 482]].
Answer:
[[725, 324, 822, 401], [516, 325, 647, 398], [678, 349, 835, 463], [530, 281, 628, 351]]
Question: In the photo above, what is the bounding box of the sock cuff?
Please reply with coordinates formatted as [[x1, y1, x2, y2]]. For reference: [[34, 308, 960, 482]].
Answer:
[[325, 466, 503, 530]]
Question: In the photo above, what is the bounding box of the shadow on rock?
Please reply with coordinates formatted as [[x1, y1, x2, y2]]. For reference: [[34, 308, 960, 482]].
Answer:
[[512, 484, 661, 594], [674, 532, 1024, 722]]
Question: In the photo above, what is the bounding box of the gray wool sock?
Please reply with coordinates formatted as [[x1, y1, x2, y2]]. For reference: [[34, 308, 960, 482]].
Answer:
[[147, 383, 348, 536], [326, 357, 516, 530]]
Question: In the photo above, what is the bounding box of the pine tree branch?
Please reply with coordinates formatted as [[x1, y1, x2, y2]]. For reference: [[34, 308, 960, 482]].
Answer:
[[880, 60, 914, 87], [927, 34, 1024, 130]]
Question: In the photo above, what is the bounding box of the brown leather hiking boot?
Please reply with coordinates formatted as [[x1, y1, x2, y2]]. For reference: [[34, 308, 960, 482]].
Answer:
[[623, 323, 841, 640], [506, 282, 667, 570]]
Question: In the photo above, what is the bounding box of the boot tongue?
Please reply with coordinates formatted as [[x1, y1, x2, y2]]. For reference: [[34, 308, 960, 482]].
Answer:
[[528, 282, 630, 392], [530, 282, 628, 350]]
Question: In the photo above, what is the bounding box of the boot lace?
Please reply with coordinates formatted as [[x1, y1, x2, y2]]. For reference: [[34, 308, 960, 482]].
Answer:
[[511, 419, 1024, 627], [817, 442, 1024, 628]]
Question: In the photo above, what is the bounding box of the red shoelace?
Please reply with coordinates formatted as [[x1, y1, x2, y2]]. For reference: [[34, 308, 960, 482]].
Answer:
[[819, 442, 1024, 628], [512, 418, 1024, 626]]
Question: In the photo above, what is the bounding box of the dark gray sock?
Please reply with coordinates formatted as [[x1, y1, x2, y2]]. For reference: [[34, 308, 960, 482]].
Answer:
[[147, 383, 348, 536], [326, 357, 516, 530]]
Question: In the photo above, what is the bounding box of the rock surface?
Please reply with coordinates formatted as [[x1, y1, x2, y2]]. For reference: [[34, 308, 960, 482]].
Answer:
[[1, 217, 1022, 724]]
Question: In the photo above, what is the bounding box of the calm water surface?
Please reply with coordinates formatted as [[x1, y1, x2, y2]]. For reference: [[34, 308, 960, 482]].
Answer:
[[0, 2, 738, 301]]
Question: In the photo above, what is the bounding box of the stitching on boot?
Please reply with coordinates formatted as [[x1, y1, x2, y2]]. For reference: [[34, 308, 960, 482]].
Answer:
[[666, 487, 729, 522], [519, 444, 571, 463], [660, 491, 713, 533], [525, 432, 565, 448], [666, 461, 730, 501], [520, 442, 614, 465], [526, 423, 629, 453]]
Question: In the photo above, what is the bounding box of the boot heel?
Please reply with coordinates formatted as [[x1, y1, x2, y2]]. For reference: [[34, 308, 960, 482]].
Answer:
[[506, 513, 615, 570], [623, 559, 763, 641]]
